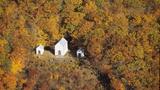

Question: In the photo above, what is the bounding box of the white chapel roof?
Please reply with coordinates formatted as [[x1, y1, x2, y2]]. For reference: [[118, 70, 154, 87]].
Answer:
[[37, 45, 44, 49], [56, 38, 67, 47], [77, 48, 84, 52]]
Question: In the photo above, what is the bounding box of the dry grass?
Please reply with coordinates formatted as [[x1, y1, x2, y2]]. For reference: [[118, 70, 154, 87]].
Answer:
[[26, 50, 103, 89]]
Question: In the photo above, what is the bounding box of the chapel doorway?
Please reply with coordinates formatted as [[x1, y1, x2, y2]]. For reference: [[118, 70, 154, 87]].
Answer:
[[78, 53, 81, 58], [58, 50, 61, 55]]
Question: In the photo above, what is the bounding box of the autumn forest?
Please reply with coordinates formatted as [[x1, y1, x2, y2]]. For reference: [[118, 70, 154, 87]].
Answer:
[[0, 0, 160, 90]]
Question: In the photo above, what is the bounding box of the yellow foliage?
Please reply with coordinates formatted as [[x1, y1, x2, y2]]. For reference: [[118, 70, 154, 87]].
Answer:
[[35, 28, 48, 46], [0, 39, 7, 53], [143, 41, 153, 53], [72, 12, 85, 25], [65, 12, 85, 26], [58, 86, 65, 90], [85, 1, 97, 13], [5, 2, 16, 16], [52, 72, 59, 80], [134, 15, 142, 24], [133, 43, 144, 58], [66, 0, 82, 5], [0, 68, 4, 75], [154, 0, 160, 4], [10, 47, 26, 75], [0, 0, 159, 89], [115, 13, 128, 30], [112, 13, 128, 37], [114, 28, 128, 38], [0, 39, 7, 46], [10, 59, 24, 74], [47, 16, 59, 29], [47, 15, 61, 41], [18, 78, 27, 87], [19, 28, 29, 37], [0, 0, 5, 4], [18, 15, 26, 28], [36, 40, 46, 46], [96, 28, 105, 37], [143, 14, 155, 23], [113, 52, 125, 62], [111, 77, 125, 90]]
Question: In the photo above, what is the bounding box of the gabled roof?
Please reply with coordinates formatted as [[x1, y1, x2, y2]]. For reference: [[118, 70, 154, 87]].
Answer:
[[55, 38, 67, 47], [37, 45, 44, 49], [77, 48, 84, 52]]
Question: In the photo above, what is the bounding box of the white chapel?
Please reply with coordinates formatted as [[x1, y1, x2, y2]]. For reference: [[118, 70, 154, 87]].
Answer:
[[55, 38, 68, 56], [36, 45, 44, 55]]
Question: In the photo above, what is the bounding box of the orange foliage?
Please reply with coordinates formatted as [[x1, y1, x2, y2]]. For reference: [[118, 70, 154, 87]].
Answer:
[[39, 82, 49, 90], [0, 0, 159, 89], [0, 81, 4, 90], [87, 29, 105, 61], [2, 72, 17, 90], [111, 77, 125, 90], [23, 68, 39, 90], [73, 20, 94, 38]]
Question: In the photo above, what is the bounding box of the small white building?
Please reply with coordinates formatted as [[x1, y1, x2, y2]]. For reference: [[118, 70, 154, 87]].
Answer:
[[77, 48, 85, 58], [36, 45, 44, 55], [55, 38, 68, 56]]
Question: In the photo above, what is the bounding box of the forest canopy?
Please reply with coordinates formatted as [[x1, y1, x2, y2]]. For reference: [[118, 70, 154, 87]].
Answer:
[[0, 0, 159, 90]]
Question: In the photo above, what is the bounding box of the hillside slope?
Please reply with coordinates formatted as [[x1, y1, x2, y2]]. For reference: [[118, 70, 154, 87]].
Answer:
[[0, 0, 159, 90]]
